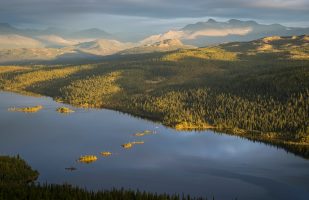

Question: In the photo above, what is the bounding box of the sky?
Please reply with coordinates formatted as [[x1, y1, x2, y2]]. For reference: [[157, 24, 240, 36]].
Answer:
[[0, 0, 308, 34]]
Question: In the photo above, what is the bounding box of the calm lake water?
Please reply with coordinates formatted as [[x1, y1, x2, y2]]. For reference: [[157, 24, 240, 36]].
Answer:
[[0, 91, 308, 200]]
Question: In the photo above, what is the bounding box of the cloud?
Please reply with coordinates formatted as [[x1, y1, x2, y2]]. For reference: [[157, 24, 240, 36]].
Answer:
[[1, 0, 308, 18], [140, 26, 253, 44], [0, 0, 308, 28], [187, 27, 253, 39], [248, 0, 309, 10]]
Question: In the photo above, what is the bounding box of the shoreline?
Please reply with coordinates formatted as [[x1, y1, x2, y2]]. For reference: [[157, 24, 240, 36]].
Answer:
[[1, 89, 309, 159]]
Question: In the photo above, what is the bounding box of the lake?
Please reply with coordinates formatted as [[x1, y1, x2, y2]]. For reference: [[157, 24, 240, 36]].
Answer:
[[0, 91, 308, 200]]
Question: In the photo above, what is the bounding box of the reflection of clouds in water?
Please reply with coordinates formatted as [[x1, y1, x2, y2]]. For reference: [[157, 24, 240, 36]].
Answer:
[[223, 145, 237, 155], [163, 131, 261, 160], [191, 166, 308, 200]]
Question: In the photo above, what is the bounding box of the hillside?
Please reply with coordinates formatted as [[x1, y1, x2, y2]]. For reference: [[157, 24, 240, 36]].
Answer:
[[220, 35, 309, 60], [36, 35, 79, 47], [74, 39, 134, 55], [0, 35, 308, 157], [0, 35, 44, 49], [0, 38, 134, 63], [0, 48, 74, 63]]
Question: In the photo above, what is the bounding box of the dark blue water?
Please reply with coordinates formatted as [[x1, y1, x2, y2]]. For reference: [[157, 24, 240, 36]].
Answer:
[[0, 91, 308, 200]]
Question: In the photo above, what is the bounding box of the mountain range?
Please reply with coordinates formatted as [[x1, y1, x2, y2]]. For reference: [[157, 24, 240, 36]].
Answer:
[[143, 19, 309, 46], [0, 19, 308, 63]]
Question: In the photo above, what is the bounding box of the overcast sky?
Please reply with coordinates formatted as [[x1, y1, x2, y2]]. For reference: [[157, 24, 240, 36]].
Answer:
[[1, 0, 308, 33]]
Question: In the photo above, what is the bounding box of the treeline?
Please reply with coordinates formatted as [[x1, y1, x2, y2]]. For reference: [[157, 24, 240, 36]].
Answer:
[[0, 184, 205, 200], [0, 156, 206, 200], [126, 88, 309, 142]]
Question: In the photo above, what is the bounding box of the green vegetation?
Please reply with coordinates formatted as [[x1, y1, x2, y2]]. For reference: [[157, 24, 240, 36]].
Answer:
[[0, 35, 308, 157], [60, 71, 122, 107], [78, 155, 98, 163], [0, 65, 95, 96], [56, 106, 75, 113], [122, 143, 133, 149], [0, 155, 205, 200], [162, 47, 238, 61], [0, 66, 28, 74], [8, 105, 43, 113], [0, 155, 39, 185]]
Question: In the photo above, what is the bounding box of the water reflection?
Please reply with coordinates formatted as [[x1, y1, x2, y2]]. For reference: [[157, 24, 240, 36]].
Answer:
[[0, 92, 308, 200]]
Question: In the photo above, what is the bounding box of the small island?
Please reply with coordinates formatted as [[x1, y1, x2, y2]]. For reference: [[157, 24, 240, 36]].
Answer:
[[78, 155, 98, 163], [134, 130, 155, 137], [8, 105, 43, 113], [122, 141, 145, 149], [122, 143, 133, 149], [100, 152, 112, 157], [56, 106, 75, 114]]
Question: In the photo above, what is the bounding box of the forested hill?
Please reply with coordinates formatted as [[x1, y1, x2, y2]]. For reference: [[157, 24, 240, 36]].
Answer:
[[0, 35, 308, 157]]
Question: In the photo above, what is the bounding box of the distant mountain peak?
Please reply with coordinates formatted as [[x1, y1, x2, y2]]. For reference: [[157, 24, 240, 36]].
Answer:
[[78, 28, 109, 34], [228, 19, 242, 24], [70, 28, 110, 39], [227, 19, 259, 25], [207, 18, 217, 23], [247, 20, 258, 25], [85, 28, 104, 31], [0, 23, 18, 33], [74, 38, 133, 55], [0, 22, 12, 28]]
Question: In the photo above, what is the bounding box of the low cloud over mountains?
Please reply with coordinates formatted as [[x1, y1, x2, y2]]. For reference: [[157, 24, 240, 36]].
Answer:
[[0, 19, 308, 63]]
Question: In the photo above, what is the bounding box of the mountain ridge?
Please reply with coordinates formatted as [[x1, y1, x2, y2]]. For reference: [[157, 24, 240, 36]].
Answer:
[[143, 19, 309, 47]]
